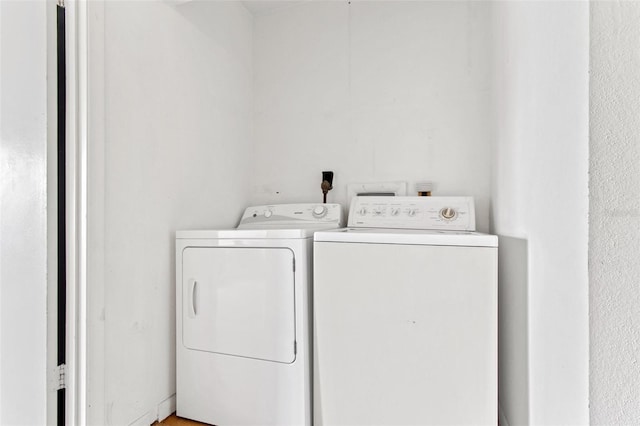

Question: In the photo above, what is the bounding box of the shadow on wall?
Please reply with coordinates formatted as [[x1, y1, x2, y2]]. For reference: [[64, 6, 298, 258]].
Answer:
[[498, 236, 529, 426]]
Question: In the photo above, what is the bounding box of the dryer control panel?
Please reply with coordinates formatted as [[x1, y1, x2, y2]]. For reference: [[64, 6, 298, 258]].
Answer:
[[348, 196, 476, 231], [238, 203, 344, 228]]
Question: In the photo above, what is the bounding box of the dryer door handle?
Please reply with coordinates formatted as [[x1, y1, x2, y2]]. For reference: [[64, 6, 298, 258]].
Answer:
[[187, 279, 198, 318]]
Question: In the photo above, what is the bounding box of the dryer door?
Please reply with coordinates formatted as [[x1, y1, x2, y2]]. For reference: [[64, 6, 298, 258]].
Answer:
[[182, 247, 296, 364]]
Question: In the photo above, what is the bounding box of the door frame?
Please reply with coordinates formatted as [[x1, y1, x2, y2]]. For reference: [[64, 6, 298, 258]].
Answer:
[[52, 1, 90, 424]]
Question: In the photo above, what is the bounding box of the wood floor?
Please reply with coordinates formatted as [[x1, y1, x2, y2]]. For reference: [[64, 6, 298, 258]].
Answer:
[[154, 413, 211, 426]]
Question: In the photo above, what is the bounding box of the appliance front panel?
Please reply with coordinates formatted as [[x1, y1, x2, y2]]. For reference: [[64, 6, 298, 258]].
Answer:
[[313, 241, 497, 425], [182, 246, 296, 364]]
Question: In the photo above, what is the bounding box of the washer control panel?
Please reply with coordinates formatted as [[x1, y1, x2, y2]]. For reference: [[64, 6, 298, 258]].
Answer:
[[348, 196, 476, 231], [238, 203, 343, 228]]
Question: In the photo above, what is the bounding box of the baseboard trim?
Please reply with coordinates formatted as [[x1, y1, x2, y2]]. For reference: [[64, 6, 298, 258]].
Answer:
[[158, 394, 177, 422], [127, 394, 176, 426], [128, 410, 155, 426]]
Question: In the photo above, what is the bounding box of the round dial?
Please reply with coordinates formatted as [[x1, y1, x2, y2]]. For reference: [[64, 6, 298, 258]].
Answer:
[[313, 205, 328, 218], [408, 209, 418, 217], [440, 207, 456, 220], [264, 210, 273, 218], [391, 208, 400, 216], [358, 207, 368, 216]]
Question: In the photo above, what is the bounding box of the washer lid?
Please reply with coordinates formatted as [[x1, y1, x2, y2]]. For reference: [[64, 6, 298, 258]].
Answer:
[[314, 228, 498, 247]]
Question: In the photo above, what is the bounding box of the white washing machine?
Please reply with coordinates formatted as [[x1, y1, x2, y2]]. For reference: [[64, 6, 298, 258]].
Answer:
[[176, 203, 343, 426], [313, 196, 498, 426]]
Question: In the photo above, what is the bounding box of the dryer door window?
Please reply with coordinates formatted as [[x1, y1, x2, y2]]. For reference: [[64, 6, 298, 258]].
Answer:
[[182, 247, 296, 364]]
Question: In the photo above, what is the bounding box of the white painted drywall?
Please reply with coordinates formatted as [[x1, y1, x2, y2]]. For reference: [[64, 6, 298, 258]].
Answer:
[[491, 2, 589, 425], [252, 1, 493, 232], [0, 1, 48, 424], [590, 3, 640, 423], [85, 2, 595, 425], [88, 1, 253, 424]]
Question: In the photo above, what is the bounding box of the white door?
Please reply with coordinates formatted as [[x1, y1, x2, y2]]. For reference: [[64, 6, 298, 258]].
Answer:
[[182, 247, 296, 364]]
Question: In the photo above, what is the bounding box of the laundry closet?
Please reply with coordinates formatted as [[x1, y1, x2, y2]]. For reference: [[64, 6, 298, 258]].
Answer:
[[84, 1, 589, 425]]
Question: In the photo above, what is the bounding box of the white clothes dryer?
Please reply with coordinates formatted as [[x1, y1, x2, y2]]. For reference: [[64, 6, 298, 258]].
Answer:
[[313, 196, 498, 426], [176, 203, 343, 426]]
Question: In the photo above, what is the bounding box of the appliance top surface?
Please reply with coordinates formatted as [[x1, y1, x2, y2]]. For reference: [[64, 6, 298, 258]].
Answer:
[[176, 203, 344, 240], [177, 225, 340, 240], [314, 227, 498, 247]]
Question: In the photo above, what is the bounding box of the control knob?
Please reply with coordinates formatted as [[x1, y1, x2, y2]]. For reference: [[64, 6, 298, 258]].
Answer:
[[264, 210, 273, 218], [313, 205, 328, 218], [440, 207, 457, 220]]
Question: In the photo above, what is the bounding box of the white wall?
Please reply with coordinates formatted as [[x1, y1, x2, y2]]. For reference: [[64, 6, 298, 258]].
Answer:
[[590, 3, 640, 424], [88, 1, 253, 424], [0, 1, 48, 424], [252, 1, 493, 231], [491, 2, 589, 425], [85, 2, 595, 425]]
